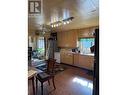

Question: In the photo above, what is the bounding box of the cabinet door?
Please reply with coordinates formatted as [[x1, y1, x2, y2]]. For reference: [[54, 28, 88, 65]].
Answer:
[[78, 55, 94, 70], [87, 56, 94, 70], [78, 28, 90, 38], [57, 32, 68, 47], [60, 50, 65, 63], [65, 53, 73, 65], [78, 28, 95, 38], [60, 50, 73, 65], [57, 31, 77, 48], [63, 32, 69, 47], [57, 32, 62, 47], [68, 30, 77, 48], [73, 54, 79, 66]]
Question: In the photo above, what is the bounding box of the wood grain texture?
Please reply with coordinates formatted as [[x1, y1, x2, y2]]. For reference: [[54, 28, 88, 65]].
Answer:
[[57, 30, 78, 48], [28, 0, 99, 32], [73, 54, 79, 66], [78, 55, 94, 70], [57, 27, 96, 48], [60, 49, 73, 65]]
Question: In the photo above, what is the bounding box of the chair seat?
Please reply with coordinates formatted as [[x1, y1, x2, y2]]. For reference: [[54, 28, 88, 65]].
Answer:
[[37, 72, 52, 82], [36, 58, 56, 95]]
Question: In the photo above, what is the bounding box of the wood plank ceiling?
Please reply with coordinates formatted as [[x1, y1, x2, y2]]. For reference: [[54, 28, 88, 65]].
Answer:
[[28, 0, 99, 32]]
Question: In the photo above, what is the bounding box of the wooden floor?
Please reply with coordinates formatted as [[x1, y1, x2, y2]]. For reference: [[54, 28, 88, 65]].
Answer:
[[29, 65, 93, 95]]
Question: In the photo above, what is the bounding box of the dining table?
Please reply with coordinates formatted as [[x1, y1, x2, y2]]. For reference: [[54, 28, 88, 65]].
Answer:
[[28, 66, 44, 95], [28, 66, 37, 95]]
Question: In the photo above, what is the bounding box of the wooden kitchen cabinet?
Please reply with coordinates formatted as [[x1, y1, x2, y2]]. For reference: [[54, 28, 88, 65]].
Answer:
[[57, 30, 77, 48], [65, 53, 73, 65], [73, 54, 94, 70], [67, 30, 77, 48], [79, 55, 94, 70], [60, 49, 73, 65], [57, 27, 97, 47], [60, 50, 65, 63], [78, 28, 95, 38], [61, 50, 94, 70], [57, 32, 64, 47], [73, 54, 79, 66]]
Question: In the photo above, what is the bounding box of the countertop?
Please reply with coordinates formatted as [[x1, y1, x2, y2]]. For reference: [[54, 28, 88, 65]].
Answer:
[[72, 52, 94, 56]]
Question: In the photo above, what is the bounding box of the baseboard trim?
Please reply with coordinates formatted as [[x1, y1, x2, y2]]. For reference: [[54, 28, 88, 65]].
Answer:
[[60, 62, 93, 72]]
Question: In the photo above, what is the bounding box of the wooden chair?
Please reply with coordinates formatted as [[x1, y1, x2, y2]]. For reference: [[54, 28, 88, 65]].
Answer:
[[36, 58, 56, 95]]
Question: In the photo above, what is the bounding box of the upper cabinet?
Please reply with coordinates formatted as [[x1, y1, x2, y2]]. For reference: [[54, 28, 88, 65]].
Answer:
[[57, 30, 78, 48], [78, 28, 95, 38], [57, 32, 64, 47], [57, 27, 98, 48], [68, 30, 78, 48]]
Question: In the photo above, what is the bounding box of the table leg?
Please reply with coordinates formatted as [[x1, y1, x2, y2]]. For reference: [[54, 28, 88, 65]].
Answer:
[[32, 77, 35, 95]]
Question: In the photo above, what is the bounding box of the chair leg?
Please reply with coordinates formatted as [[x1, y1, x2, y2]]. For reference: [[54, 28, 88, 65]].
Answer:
[[41, 83, 43, 95], [48, 80, 50, 85], [36, 77, 38, 94], [52, 77, 56, 90]]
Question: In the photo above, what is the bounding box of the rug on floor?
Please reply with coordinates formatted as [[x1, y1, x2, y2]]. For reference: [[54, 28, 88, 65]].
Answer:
[[36, 64, 67, 75]]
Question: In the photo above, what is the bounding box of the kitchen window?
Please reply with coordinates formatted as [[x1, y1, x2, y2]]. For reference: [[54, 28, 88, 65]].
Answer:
[[79, 38, 95, 54]]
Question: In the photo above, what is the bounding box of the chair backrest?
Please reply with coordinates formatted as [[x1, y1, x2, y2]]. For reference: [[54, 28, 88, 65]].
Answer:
[[46, 58, 56, 74]]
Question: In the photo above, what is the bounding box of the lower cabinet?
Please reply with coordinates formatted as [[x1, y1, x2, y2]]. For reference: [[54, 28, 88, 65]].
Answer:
[[60, 50, 73, 65], [73, 54, 79, 65], [74, 54, 94, 70], [60, 50, 94, 70]]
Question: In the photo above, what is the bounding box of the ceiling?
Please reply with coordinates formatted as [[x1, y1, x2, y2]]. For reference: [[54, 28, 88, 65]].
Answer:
[[28, 0, 99, 32]]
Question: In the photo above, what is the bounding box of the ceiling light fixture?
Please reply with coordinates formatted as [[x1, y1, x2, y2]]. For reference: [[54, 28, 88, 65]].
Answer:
[[50, 17, 74, 28]]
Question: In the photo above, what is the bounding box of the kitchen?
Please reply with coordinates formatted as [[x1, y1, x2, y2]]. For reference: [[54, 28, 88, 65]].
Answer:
[[28, 0, 99, 95], [55, 27, 97, 71]]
